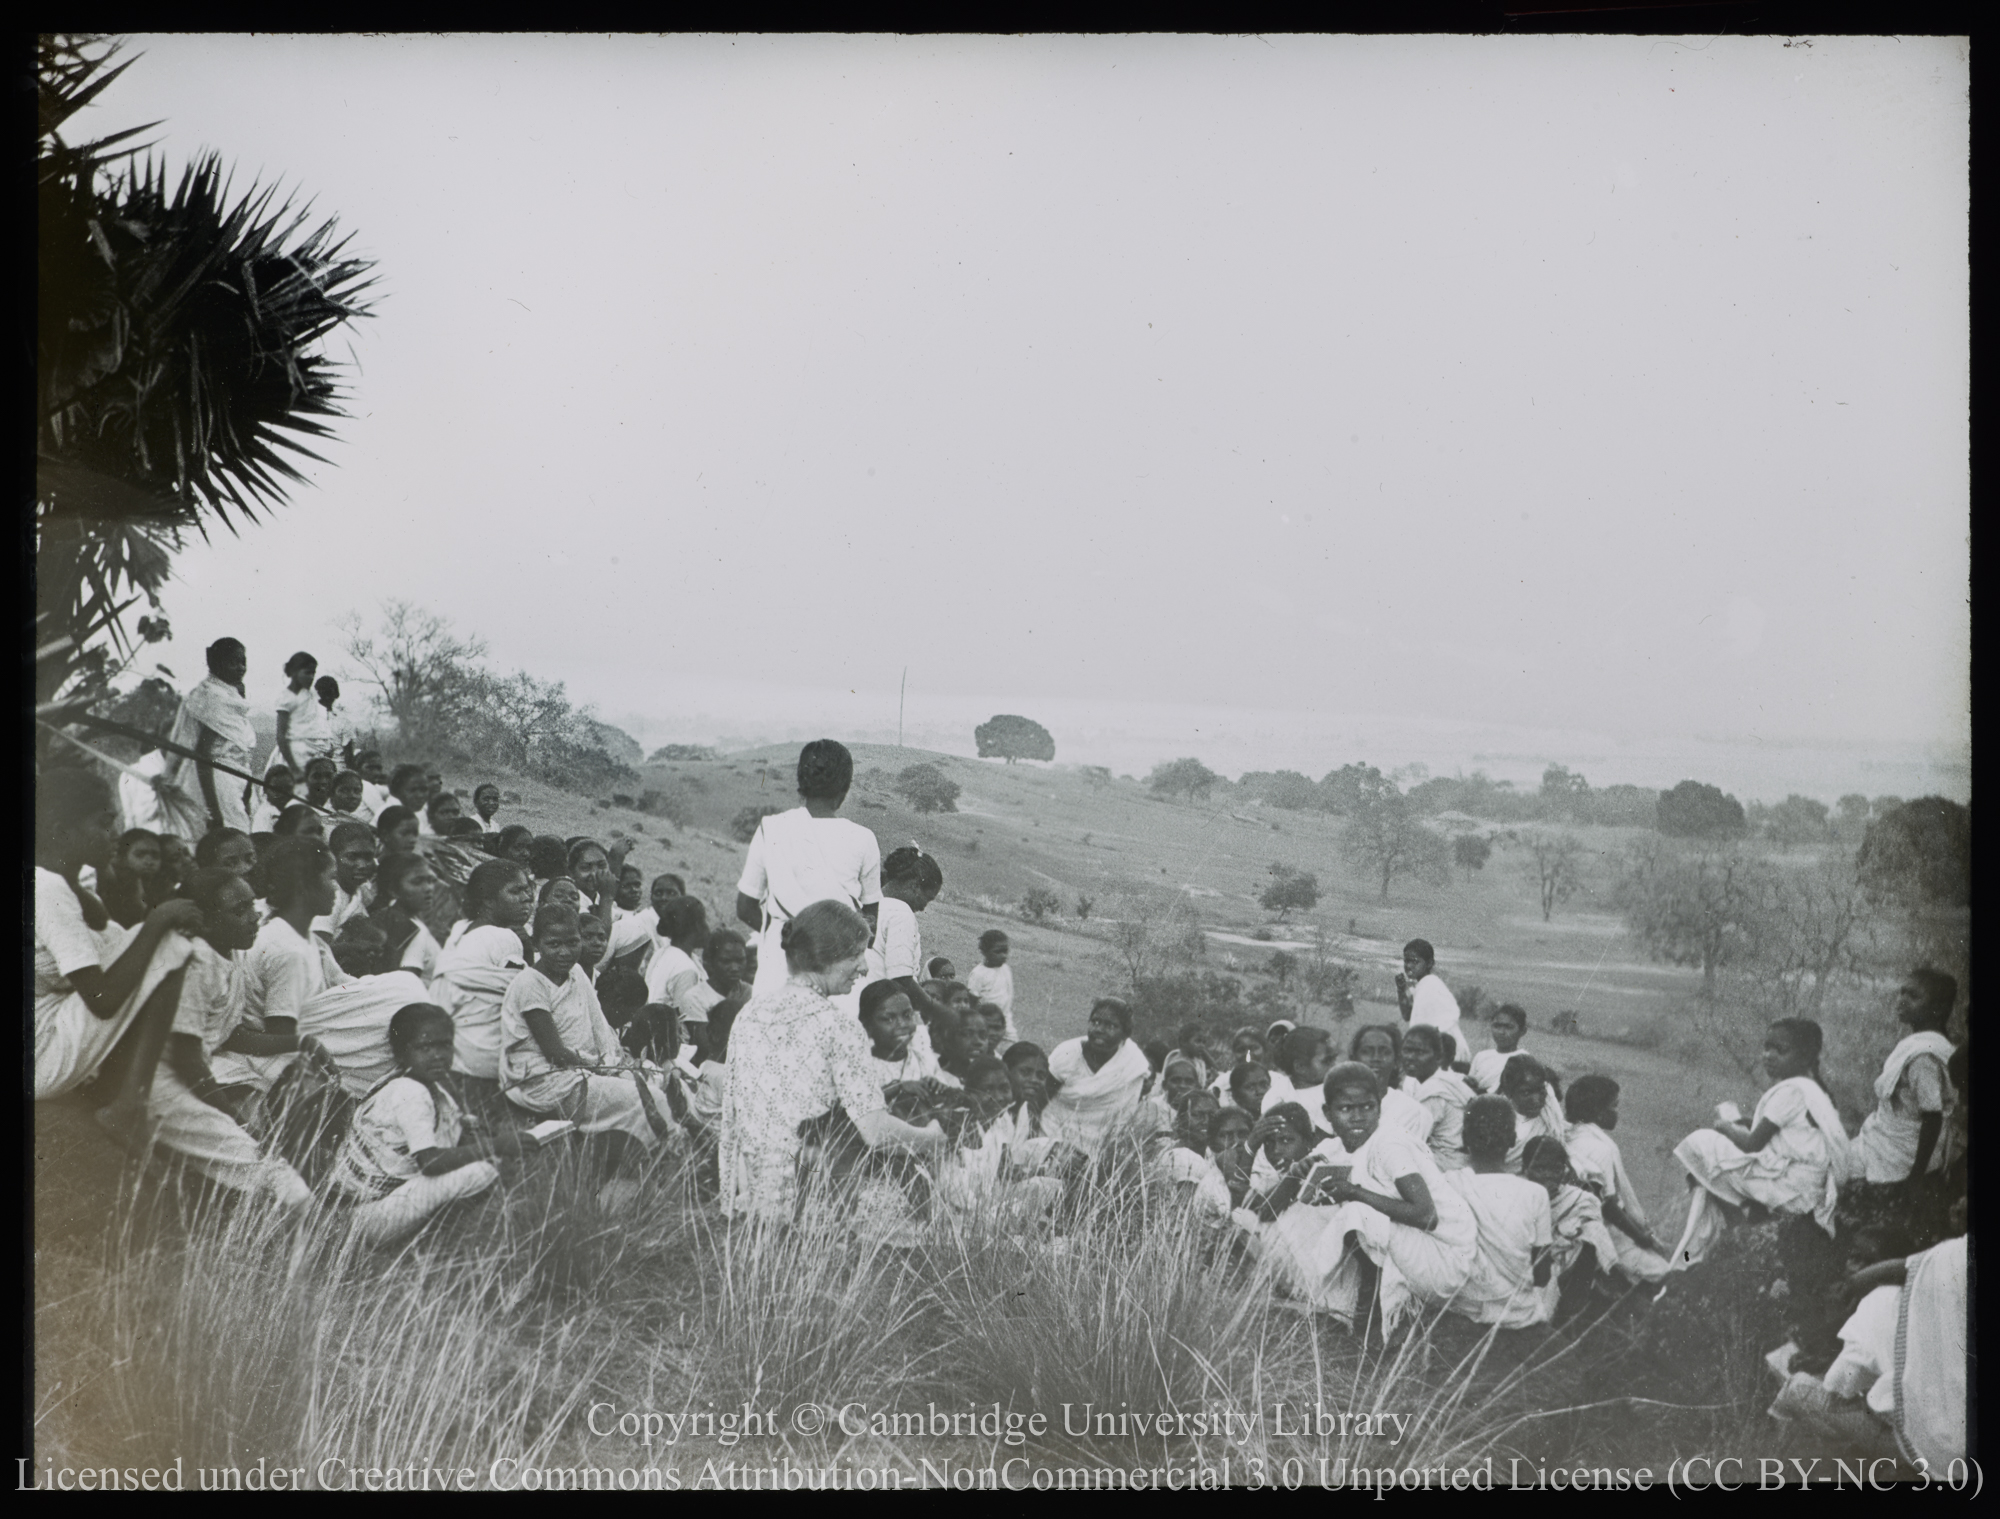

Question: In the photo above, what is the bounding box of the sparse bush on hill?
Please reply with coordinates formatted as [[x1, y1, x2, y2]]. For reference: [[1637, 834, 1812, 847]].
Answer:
[[1453, 833, 1492, 880], [1340, 777, 1452, 902], [895, 762, 960, 813], [1519, 829, 1586, 922], [1259, 863, 1319, 921], [729, 804, 782, 843], [646, 743, 720, 763], [1019, 886, 1062, 922], [1237, 769, 1319, 810]]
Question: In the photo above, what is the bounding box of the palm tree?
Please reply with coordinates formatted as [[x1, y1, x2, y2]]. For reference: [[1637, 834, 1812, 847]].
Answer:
[[36, 34, 376, 721]]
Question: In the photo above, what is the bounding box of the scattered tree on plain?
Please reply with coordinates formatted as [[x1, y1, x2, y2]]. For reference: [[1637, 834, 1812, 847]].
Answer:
[[975, 714, 1055, 764], [1758, 794, 1831, 850], [1259, 863, 1320, 922], [1614, 838, 1768, 997], [1519, 829, 1587, 922], [1340, 779, 1452, 902], [1148, 757, 1220, 803], [1833, 793, 1873, 839], [894, 762, 961, 814], [1655, 779, 1748, 840], [1540, 764, 1592, 820], [1318, 762, 1389, 815], [1453, 833, 1492, 881]]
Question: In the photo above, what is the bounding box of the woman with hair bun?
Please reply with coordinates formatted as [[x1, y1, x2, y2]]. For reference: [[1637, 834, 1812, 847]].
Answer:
[[719, 899, 945, 1222], [733, 740, 882, 997]]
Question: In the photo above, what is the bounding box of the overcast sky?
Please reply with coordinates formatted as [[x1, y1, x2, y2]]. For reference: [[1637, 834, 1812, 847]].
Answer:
[[90, 34, 1969, 786]]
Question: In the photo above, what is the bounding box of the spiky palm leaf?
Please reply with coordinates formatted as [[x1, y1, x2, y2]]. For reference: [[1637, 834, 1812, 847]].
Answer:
[[36, 35, 375, 711]]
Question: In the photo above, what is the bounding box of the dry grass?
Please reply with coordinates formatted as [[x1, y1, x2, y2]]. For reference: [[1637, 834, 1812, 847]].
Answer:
[[36, 1134, 1781, 1488]]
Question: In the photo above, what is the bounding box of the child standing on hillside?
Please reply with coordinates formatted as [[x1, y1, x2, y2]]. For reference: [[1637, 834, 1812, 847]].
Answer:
[[1468, 1004, 1530, 1093], [1397, 938, 1466, 1067], [966, 930, 1016, 1041]]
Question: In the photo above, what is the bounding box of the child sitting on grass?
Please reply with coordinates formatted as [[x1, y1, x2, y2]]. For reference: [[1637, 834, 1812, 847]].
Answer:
[[1561, 1075, 1670, 1282], [595, 965, 659, 1061], [333, 1003, 529, 1247], [369, 851, 442, 985], [1155, 1088, 1234, 1223], [1350, 1023, 1432, 1142], [1209, 1106, 1258, 1208], [1232, 1025, 1272, 1069], [1224, 1059, 1272, 1118], [150, 867, 316, 1208], [1272, 1023, 1336, 1111], [1521, 1136, 1623, 1321], [1668, 1017, 1852, 1268], [250, 766, 298, 835], [501, 903, 686, 1162], [935, 1055, 1067, 1227], [1443, 1095, 1554, 1328], [1402, 1024, 1474, 1172], [861, 979, 959, 1116], [1498, 1055, 1566, 1172], [976, 1002, 1012, 1060], [97, 828, 165, 930], [1241, 1100, 1320, 1222], [1468, 1004, 1530, 1094]]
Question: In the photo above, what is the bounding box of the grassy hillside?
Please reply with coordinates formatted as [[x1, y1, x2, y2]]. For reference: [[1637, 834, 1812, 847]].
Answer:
[[445, 741, 1785, 1221]]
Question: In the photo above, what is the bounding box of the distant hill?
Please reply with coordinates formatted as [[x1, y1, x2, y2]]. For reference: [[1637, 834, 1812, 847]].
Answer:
[[647, 742, 721, 763]]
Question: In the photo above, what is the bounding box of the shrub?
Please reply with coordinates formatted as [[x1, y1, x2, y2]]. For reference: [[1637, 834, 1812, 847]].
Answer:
[[1075, 894, 1094, 920], [1020, 887, 1063, 922], [895, 763, 961, 814]]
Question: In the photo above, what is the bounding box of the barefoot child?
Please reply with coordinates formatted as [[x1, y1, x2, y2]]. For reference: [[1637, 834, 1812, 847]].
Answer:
[[333, 1004, 528, 1246]]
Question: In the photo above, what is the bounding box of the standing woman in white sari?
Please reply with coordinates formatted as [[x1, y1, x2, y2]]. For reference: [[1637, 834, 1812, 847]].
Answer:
[[1042, 997, 1154, 1159], [734, 740, 882, 998], [1670, 1018, 1853, 1268], [163, 638, 257, 838]]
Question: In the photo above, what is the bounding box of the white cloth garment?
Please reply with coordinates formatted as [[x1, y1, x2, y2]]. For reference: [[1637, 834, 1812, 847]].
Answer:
[[1670, 1076, 1853, 1266], [966, 962, 1017, 1041], [266, 683, 338, 774], [163, 675, 258, 836], [1467, 1046, 1525, 1094], [1564, 1121, 1669, 1283], [735, 808, 882, 995], [1408, 973, 1465, 1057], [1854, 1032, 1955, 1183], [644, 943, 723, 1026], [297, 969, 431, 1098], [208, 916, 349, 1091], [1412, 1068, 1475, 1170], [148, 938, 311, 1205], [501, 964, 678, 1149], [432, 924, 528, 1080], [1893, 1235, 1968, 1470], [1444, 1169, 1554, 1327], [1041, 1036, 1152, 1158]]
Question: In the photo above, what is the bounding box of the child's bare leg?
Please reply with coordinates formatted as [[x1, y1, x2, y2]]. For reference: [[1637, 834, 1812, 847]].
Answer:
[[93, 966, 186, 1151]]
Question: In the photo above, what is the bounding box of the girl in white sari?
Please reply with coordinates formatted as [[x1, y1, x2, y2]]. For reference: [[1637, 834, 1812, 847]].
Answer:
[[1042, 997, 1154, 1159], [1670, 1019, 1854, 1268], [431, 860, 536, 1114], [162, 638, 257, 837], [1853, 971, 1956, 1185], [733, 741, 881, 998]]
